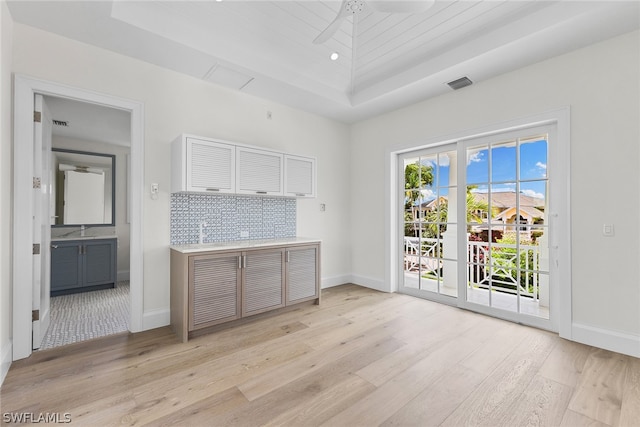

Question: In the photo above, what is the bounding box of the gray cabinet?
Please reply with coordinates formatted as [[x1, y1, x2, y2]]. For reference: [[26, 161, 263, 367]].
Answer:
[[170, 242, 320, 342], [51, 238, 117, 296], [189, 252, 242, 331], [242, 248, 285, 316], [286, 245, 320, 304]]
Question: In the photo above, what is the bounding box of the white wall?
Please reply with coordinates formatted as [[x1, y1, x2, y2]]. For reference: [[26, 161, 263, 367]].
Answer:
[[51, 136, 131, 280], [6, 16, 638, 367], [0, 0, 13, 383], [11, 23, 352, 318], [350, 31, 640, 353]]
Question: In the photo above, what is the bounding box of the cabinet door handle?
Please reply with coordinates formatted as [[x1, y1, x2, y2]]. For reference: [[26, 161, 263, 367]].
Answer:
[[238, 255, 242, 269], [51, 244, 58, 249], [205, 188, 220, 192], [285, 250, 290, 263], [256, 191, 267, 195]]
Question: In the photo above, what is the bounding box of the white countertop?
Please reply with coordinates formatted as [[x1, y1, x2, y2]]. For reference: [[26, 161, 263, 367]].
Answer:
[[170, 237, 321, 254], [52, 235, 118, 242]]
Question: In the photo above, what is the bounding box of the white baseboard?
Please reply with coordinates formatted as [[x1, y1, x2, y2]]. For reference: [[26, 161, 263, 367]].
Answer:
[[572, 322, 640, 358], [321, 274, 390, 293], [321, 274, 351, 289], [117, 270, 130, 282], [1, 339, 12, 386], [142, 308, 170, 331], [349, 274, 390, 293]]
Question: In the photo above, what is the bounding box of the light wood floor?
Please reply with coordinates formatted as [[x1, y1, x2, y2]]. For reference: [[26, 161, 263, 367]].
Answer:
[[2, 284, 639, 426]]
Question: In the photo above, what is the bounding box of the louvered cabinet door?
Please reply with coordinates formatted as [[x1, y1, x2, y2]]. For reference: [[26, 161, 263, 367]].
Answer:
[[189, 252, 241, 330], [242, 248, 285, 316], [284, 155, 315, 197], [186, 138, 235, 193], [236, 147, 283, 195], [286, 245, 320, 304]]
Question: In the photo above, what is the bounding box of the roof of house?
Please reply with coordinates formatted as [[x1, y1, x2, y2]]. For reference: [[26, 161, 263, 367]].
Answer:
[[416, 191, 545, 210], [470, 191, 545, 209]]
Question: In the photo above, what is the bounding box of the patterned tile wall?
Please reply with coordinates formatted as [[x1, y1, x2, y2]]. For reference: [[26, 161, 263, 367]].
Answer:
[[170, 193, 296, 245]]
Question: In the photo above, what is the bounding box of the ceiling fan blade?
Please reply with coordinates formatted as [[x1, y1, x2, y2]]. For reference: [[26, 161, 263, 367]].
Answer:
[[369, 0, 435, 14], [313, 0, 352, 44]]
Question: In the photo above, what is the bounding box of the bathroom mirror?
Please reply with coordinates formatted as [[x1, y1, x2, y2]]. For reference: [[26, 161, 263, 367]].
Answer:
[[51, 148, 116, 227]]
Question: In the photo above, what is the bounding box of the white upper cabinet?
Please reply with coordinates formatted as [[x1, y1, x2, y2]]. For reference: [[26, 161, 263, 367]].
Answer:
[[172, 134, 315, 197], [236, 147, 283, 196], [172, 136, 235, 193], [284, 155, 316, 198]]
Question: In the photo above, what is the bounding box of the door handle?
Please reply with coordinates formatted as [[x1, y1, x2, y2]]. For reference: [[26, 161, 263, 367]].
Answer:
[[51, 244, 58, 249]]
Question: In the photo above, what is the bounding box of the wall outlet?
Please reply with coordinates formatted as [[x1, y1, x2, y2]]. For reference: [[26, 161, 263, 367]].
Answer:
[[240, 230, 249, 238], [320, 203, 326, 212], [603, 224, 614, 237]]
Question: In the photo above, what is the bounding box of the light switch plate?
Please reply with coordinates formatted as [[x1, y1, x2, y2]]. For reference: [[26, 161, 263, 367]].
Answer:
[[603, 224, 614, 237]]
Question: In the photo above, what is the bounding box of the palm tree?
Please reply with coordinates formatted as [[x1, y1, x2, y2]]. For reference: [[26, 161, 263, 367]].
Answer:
[[420, 187, 490, 238], [404, 163, 433, 209], [466, 188, 490, 226]]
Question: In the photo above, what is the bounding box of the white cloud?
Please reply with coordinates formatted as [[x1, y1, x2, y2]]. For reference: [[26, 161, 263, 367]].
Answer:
[[437, 154, 451, 167], [421, 189, 435, 200], [467, 151, 485, 164], [536, 161, 547, 170]]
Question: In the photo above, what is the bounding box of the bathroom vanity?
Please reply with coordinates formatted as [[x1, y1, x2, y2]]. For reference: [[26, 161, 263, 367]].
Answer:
[[50, 236, 117, 296]]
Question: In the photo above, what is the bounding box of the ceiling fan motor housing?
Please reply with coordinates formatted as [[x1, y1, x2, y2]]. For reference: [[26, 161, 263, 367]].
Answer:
[[346, 0, 365, 14]]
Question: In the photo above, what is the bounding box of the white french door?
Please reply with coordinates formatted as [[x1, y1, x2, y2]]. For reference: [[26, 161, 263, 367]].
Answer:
[[400, 144, 459, 305], [399, 123, 561, 332]]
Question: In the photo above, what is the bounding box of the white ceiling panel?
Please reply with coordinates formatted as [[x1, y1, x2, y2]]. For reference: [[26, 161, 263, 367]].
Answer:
[[7, 0, 639, 123]]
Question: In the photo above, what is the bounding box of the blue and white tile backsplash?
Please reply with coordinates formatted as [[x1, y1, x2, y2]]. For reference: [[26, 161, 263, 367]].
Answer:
[[170, 193, 296, 245]]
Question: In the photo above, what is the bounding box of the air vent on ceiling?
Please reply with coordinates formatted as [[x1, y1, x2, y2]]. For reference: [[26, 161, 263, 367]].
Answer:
[[447, 77, 473, 90], [52, 119, 69, 127]]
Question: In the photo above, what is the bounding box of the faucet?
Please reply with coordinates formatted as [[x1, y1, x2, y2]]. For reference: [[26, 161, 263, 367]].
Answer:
[[80, 225, 86, 237], [198, 222, 207, 244]]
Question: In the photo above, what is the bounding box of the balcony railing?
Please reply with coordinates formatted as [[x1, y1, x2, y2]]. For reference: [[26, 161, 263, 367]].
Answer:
[[404, 237, 541, 300]]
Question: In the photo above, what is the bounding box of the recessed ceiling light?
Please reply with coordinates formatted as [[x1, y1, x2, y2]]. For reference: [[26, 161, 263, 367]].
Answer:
[[330, 52, 339, 61]]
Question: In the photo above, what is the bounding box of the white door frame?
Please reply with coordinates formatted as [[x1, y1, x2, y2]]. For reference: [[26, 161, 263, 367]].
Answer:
[[13, 74, 145, 360], [386, 107, 572, 340]]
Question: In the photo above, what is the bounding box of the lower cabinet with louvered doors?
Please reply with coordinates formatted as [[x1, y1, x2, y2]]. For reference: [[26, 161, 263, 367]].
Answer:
[[189, 252, 242, 331], [286, 245, 320, 305], [170, 240, 320, 342], [242, 248, 286, 316]]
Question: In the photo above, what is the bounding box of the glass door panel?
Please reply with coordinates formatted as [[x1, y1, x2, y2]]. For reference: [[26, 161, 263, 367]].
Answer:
[[399, 123, 558, 332], [464, 131, 550, 320], [401, 148, 457, 298]]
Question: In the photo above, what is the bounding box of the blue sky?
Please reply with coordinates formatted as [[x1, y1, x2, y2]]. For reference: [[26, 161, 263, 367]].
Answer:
[[411, 138, 548, 202]]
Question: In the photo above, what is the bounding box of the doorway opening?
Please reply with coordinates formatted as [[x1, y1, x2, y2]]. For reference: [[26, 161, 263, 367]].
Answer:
[[39, 95, 131, 349], [12, 75, 144, 361], [395, 115, 570, 334]]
